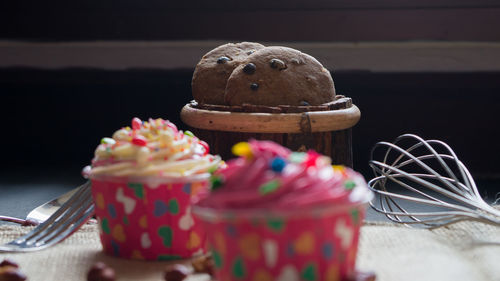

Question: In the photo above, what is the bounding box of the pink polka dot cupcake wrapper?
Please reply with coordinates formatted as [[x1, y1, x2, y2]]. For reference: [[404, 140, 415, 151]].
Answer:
[[90, 177, 209, 260], [194, 204, 366, 281]]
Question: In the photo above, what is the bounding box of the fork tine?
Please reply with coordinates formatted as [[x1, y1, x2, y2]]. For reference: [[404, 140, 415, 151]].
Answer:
[[19, 182, 92, 244], [34, 197, 94, 248], [14, 182, 91, 244], [26, 187, 93, 246], [0, 181, 95, 252]]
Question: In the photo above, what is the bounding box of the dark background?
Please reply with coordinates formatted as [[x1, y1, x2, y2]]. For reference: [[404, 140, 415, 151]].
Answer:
[[1, 0, 500, 185], [2, 0, 500, 41]]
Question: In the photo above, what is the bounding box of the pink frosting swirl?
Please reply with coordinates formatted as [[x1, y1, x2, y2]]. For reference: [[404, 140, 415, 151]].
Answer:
[[197, 140, 370, 210]]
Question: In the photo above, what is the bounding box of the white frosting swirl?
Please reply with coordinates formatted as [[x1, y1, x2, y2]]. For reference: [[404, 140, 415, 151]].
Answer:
[[90, 118, 220, 178]]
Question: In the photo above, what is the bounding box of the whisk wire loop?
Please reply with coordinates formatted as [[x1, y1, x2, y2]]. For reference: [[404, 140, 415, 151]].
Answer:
[[374, 139, 472, 199], [368, 133, 500, 228]]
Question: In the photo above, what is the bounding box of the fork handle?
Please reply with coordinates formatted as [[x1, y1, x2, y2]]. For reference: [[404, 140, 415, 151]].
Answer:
[[0, 216, 39, 226]]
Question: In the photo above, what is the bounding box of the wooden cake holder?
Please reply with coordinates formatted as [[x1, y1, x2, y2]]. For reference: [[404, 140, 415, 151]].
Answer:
[[180, 96, 360, 167]]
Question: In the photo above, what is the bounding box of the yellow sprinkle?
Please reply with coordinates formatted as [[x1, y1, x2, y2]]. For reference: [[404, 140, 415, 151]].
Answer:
[[332, 165, 345, 171], [232, 142, 253, 158]]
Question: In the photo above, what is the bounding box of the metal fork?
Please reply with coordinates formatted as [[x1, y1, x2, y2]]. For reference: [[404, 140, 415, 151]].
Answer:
[[0, 181, 95, 252]]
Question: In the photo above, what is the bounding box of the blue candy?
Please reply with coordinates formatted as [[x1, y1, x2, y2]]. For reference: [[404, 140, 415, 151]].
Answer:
[[270, 157, 287, 172]]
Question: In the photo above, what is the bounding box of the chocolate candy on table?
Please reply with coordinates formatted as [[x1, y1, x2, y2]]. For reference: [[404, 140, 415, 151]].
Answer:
[[344, 271, 376, 281], [191, 255, 215, 276], [87, 262, 115, 281], [164, 264, 191, 281], [0, 267, 26, 281], [0, 260, 26, 281], [0, 260, 18, 269]]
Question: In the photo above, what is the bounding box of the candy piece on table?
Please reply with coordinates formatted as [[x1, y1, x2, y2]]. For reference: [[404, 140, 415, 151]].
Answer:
[[0, 260, 26, 281], [0, 267, 27, 281], [191, 255, 215, 275], [0, 260, 18, 268], [87, 262, 116, 281], [344, 271, 376, 281], [164, 264, 191, 281]]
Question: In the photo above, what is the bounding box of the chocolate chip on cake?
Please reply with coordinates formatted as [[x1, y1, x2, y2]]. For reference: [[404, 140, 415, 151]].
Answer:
[[269, 58, 287, 70], [87, 262, 115, 281], [250, 83, 259, 91], [164, 264, 191, 281], [216, 56, 231, 64], [243, 63, 256, 75]]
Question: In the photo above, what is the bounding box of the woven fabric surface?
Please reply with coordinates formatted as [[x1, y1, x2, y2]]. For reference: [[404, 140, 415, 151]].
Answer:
[[0, 221, 499, 281]]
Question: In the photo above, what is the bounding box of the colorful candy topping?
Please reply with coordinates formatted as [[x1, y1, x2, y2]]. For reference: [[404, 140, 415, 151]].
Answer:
[[270, 157, 286, 172], [232, 142, 253, 158], [258, 179, 281, 195], [100, 137, 115, 145], [131, 117, 142, 131], [184, 130, 195, 137], [210, 176, 224, 191], [197, 140, 369, 209], [90, 118, 220, 177], [344, 180, 356, 190], [131, 135, 148, 146]]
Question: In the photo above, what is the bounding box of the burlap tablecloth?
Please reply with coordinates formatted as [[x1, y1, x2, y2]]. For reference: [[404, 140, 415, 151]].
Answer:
[[1, 221, 499, 281]]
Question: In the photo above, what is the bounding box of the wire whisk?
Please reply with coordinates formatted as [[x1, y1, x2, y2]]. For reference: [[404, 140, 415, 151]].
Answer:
[[368, 134, 500, 228]]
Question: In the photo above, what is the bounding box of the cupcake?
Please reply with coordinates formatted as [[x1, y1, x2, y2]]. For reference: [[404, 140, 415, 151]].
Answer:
[[87, 117, 221, 260], [193, 140, 372, 281]]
